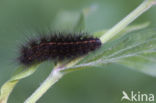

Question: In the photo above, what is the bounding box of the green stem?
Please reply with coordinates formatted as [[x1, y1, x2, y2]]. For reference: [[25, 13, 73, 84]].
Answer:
[[100, 0, 156, 44], [24, 58, 82, 103], [24, 68, 63, 103], [0, 81, 18, 103]]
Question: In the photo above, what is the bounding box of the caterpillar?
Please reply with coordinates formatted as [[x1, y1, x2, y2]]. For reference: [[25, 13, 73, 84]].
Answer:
[[18, 32, 102, 66]]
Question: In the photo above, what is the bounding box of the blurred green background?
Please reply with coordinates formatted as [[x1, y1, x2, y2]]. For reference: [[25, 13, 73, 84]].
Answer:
[[0, 0, 156, 103]]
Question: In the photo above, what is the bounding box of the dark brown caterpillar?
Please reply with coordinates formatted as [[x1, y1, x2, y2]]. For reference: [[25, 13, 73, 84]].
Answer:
[[18, 32, 101, 66]]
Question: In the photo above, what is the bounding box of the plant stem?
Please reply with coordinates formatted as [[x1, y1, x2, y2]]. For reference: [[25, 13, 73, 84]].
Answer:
[[24, 58, 82, 103], [100, 0, 156, 44], [0, 81, 18, 103], [24, 68, 63, 103]]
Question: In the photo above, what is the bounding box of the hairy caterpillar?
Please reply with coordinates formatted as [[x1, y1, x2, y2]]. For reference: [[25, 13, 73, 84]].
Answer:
[[18, 32, 101, 66]]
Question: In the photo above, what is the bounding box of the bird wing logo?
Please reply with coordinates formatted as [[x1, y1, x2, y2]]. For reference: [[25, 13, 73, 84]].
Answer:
[[121, 91, 131, 101]]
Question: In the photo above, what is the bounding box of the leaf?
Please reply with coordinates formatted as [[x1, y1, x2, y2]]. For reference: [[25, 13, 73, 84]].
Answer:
[[73, 12, 85, 31], [0, 65, 39, 103], [74, 4, 98, 31], [62, 28, 156, 77], [52, 11, 84, 31], [79, 22, 151, 63], [52, 5, 97, 32], [61, 23, 151, 73]]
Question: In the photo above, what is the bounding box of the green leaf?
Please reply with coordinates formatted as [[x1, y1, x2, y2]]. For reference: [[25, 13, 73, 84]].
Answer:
[[52, 10, 84, 31], [52, 5, 97, 32], [0, 64, 39, 103], [73, 12, 85, 31], [62, 28, 156, 77], [80, 22, 151, 63]]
